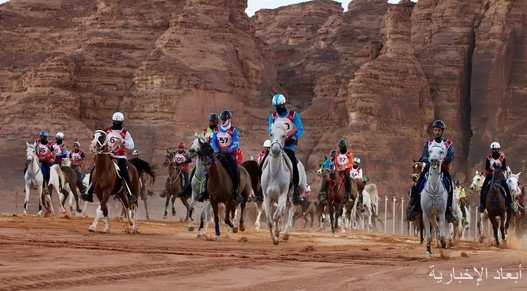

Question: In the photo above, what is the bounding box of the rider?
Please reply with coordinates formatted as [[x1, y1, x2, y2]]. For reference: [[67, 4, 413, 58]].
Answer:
[[407, 120, 456, 223], [350, 157, 363, 182], [52, 132, 68, 165], [211, 110, 242, 204], [478, 142, 515, 213], [268, 93, 305, 205], [257, 139, 271, 165], [83, 112, 137, 204], [333, 139, 354, 203], [454, 181, 468, 225], [174, 141, 192, 190], [318, 150, 337, 202], [201, 113, 219, 142], [28, 131, 54, 188], [69, 141, 87, 195]]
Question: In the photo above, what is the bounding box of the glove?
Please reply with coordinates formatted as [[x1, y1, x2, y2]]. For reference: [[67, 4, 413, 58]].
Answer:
[[285, 139, 296, 146]]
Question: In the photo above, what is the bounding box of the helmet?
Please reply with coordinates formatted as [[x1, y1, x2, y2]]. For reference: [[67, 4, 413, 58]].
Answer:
[[263, 140, 271, 148], [353, 157, 360, 164], [338, 139, 346, 148], [132, 150, 139, 156], [56, 132, 64, 139], [219, 110, 232, 120], [178, 141, 186, 148], [432, 120, 446, 130], [490, 142, 501, 149], [73, 141, 80, 147], [39, 130, 48, 137], [272, 94, 286, 106], [112, 112, 125, 122], [455, 180, 460, 186], [330, 150, 337, 157], [209, 113, 219, 122]]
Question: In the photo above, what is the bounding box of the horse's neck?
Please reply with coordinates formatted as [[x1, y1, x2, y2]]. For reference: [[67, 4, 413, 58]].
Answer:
[[426, 167, 442, 190], [194, 160, 206, 179], [28, 156, 40, 173], [95, 154, 113, 171], [168, 163, 178, 176], [267, 153, 287, 177]]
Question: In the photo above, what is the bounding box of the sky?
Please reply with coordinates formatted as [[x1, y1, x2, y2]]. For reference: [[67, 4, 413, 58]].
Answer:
[[246, 0, 403, 16]]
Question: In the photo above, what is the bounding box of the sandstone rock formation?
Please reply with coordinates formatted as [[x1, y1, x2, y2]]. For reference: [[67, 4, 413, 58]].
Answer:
[[1, 0, 527, 200]]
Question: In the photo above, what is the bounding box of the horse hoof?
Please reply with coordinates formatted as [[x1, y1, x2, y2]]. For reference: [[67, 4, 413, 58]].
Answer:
[[188, 226, 195, 232], [283, 233, 290, 241], [254, 226, 260, 231], [233, 227, 239, 233], [426, 252, 432, 259], [163, 216, 167, 219], [76, 208, 82, 213], [442, 242, 447, 249], [88, 226, 96, 232], [272, 238, 280, 245], [172, 210, 176, 216], [240, 225, 246, 232]]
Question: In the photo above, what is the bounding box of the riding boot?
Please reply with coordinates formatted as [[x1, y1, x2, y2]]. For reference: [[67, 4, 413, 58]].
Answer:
[[291, 184, 301, 206], [406, 185, 420, 221], [445, 187, 456, 223], [123, 178, 137, 204], [197, 174, 209, 202]]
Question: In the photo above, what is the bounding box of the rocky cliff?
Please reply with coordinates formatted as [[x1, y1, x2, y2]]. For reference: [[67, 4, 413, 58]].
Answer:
[[1, 0, 527, 198]]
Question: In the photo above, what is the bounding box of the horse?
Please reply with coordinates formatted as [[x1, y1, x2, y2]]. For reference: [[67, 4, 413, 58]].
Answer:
[[315, 158, 331, 231], [408, 160, 425, 243], [58, 165, 83, 214], [350, 183, 382, 232], [508, 172, 527, 238], [421, 144, 451, 258], [195, 136, 254, 239], [239, 160, 265, 229], [24, 142, 46, 215], [325, 161, 348, 234], [292, 199, 317, 228], [469, 170, 484, 192], [88, 130, 141, 233], [260, 123, 307, 244], [161, 150, 190, 220], [478, 167, 512, 247]]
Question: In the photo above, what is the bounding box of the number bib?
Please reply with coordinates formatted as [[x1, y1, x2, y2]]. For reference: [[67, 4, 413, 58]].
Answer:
[[174, 153, 187, 164], [216, 131, 232, 151], [336, 153, 349, 168]]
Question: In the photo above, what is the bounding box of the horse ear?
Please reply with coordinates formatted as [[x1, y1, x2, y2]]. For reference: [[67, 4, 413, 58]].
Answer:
[[518, 172, 522, 177], [475, 170, 479, 175], [324, 155, 327, 160], [26, 141, 30, 147]]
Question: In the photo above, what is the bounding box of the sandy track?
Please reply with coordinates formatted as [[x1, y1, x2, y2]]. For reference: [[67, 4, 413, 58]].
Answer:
[[0, 214, 526, 291]]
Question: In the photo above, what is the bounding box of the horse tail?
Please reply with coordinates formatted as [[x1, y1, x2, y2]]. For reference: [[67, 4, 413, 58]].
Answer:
[[129, 158, 156, 183]]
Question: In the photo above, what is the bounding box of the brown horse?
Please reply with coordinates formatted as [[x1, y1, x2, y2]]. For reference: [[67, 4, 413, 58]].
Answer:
[[129, 157, 156, 220], [162, 150, 190, 220], [409, 160, 425, 244], [88, 130, 141, 233], [197, 137, 253, 238], [240, 160, 263, 227], [59, 166, 83, 214], [293, 199, 317, 228], [326, 162, 347, 234], [478, 168, 512, 246]]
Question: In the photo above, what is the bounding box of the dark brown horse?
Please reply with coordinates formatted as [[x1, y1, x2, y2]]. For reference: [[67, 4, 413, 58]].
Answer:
[[240, 160, 263, 227], [129, 157, 156, 220], [478, 168, 512, 246], [409, 160, 425, 244], [326, 162, 347, 234], [88, 130, 141, 233], [162, 150, 190, 220], [197, 137, 253, 238]]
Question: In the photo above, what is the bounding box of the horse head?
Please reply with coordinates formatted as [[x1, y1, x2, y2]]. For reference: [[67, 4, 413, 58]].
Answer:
[[163, 149, 175, 167], [197, 136, 214, 168], [470, 170, 484, 191], [508, 172, 522, 196], [412, 160, 424, 183], [188, 134, 202, 158], [270, 122, 287, 157], [428, 145, 445, 170], [26, 141, 37, 163], [491, 168, 506, 187], [90, 130, 108, 153]]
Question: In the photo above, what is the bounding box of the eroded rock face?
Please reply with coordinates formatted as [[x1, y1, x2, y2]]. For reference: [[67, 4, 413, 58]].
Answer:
[[2, 0, 527, 197]]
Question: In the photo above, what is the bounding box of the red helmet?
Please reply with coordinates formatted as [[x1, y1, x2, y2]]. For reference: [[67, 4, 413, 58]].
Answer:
[[178, 141, 185, 148]]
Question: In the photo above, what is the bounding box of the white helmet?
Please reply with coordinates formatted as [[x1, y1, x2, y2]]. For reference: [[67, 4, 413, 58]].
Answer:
[[56, 132, 64, 139], [112, 112, 124, 122], [490, 142, 501, 149], [263, 140, 271, 148], [272, 94, 286, 106]]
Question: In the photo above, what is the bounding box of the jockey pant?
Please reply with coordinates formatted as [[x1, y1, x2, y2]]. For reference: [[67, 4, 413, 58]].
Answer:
[[344, 172, 352, 194], [284, 149, 299, 187], [181, 170, 189, 189], [460, 200, 467, 218], [220, 154, 239, 194], [41, 161, 51, 185], [117, 158, 135, 197]]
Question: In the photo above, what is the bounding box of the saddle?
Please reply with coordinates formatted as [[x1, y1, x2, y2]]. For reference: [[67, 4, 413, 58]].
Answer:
[[418, 174, 451, 194]]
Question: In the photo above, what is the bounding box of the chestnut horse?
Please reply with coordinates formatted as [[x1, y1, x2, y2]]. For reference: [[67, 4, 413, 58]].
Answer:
[[196, 136, 254, 238], [88, 130, 141, 233], [162, 150, 190, 220], [326, 162, 347, 234]]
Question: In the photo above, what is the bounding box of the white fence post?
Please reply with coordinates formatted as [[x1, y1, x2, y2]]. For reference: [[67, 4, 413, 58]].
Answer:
[[384, 195, 388, 233], [392, 197, 396, 234], [400, 197, 404, 235]]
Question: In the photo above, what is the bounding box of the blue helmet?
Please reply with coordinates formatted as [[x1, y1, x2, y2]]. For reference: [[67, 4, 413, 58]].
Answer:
[[39, 130, 48, 137], [272, 94, 286, 106], [330, 150, 337, 157]]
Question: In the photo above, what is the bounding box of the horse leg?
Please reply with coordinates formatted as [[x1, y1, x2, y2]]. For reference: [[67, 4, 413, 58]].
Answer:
[[490, 216, 500, 247], [171, 194, 177, 217], [329, 205, 336, 234], [23, 183, 32, 215], [89, 205, 103, 232], [197, 201, 208, 238], [439, 214, 448, 249], [100, 194, 111, 233], [163, 194, 170, 219], [180, 196, 190, 222], [283, 202, 295, 241], [263, 196, 277, 244], [212, 201, 221, 239], [143, 196, 150, 220], [188, 193, 197, 232], [255, 201, 263, 230], [239, 201, 246, 232], [422, 212, 432, 258]]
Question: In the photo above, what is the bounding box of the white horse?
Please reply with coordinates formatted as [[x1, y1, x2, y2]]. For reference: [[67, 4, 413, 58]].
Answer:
[[352, 189, 372, 232], [261, 123, 306, 245], [469, 170, 484, 192], [421, 144, 451, 258], [46, 163, 66, 215], [24, 142, 45, 215]]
